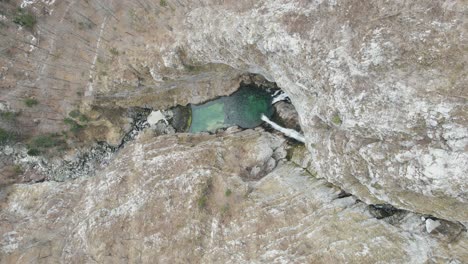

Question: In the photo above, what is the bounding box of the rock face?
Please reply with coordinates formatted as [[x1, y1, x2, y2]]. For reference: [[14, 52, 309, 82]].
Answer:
[[0, 0, 467, 262], [273, 101, 302, 131], [1, 130, 467, 263], [174, 0, 468, 222], [24, 0, 461, 221]]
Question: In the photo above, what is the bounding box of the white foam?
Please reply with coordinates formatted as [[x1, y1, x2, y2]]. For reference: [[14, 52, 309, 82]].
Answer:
[[272, 92, 289, 104], [261, 115, 305, 143]]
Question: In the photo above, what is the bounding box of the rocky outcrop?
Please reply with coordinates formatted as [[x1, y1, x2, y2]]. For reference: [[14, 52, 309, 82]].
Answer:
[[171, 0, 468, 222], [32, 0, 462, 222], [0, 0, 467, 261], [1, 129, 466, 263], [273, 101, 301, 131]]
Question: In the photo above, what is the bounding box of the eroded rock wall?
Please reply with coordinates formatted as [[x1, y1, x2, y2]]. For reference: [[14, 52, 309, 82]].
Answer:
[[39, 0, 464, 221], [0, 0, 466, 254], [1, 129, 466, 263], [172, 0, 467, 221]]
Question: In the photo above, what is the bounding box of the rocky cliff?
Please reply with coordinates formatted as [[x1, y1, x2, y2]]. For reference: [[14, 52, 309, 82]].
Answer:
[[1, 129, 467, 263], [175, 0, 468, 222], [0, 0, 467, 262]]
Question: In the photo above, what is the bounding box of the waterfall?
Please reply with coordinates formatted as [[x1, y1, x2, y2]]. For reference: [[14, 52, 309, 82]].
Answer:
[[261, 115, 305, 143], [272, 91, 289, 104]]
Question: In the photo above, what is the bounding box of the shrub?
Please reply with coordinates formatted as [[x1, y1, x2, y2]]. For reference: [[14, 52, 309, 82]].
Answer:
[[63, 117, 75, 125], [64, 117, 84, 133], [197, 178, 212, 210], [78, 114, 89, 123], [109, 47, 119, 56], [0, 128, 15, 144], [197, 195, 207, 209], [24, 98, 38, 107], [0, 128, 16, 144], [13, 9, 36, 29], [221, 203, 230, 215], [225, 188, 232, 197], [27, 134, 65, 156], [13, 165, 23, 175], [0, 111, 18, 120], [27, 148, 40, 156], [30, 134, 61, 148], [78, 21, 94, 30], [68, 110, 80, 118], [184, 65, 198, 72], [68, 110, 89, 123], [332, 114, 342, 125], [160, 0, 168, 7]]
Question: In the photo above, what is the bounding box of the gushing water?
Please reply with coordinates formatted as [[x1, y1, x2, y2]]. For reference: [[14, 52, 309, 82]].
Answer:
[[272, 91, 289, 104], [261, 114, 305, 143]]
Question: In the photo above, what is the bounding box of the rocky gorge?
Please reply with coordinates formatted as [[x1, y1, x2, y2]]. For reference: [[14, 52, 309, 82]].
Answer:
[[0, 0, 467, 263]]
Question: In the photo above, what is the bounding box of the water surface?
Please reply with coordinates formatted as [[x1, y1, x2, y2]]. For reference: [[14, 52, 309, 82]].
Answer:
[[189, 86, 273, 133]]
